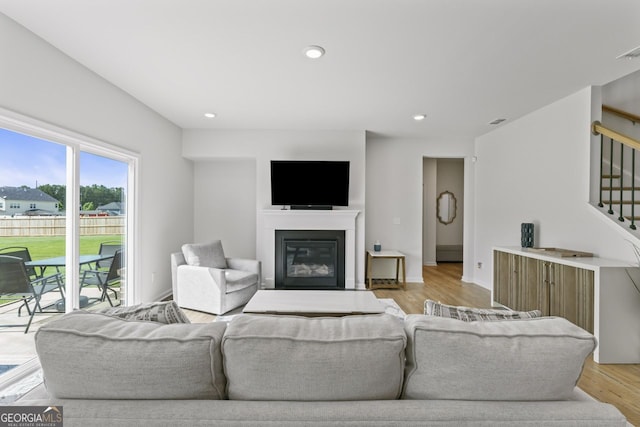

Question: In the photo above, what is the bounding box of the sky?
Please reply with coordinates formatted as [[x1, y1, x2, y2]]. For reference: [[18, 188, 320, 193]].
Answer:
[[0, 128, 127, 188]]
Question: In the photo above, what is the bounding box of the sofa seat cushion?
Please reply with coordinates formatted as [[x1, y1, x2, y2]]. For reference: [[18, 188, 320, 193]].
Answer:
[[12, 396, 628, 426], [424, 299, 542, 321], [224, 269, 259, 293], [182, 240, 227, 269], [402, 315, 597, 401], [35, 311, 227, 400], [222, 314, 407, 401]]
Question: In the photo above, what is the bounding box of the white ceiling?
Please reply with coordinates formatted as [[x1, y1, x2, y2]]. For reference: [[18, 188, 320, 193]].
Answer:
[[2, 0, 640, 140]]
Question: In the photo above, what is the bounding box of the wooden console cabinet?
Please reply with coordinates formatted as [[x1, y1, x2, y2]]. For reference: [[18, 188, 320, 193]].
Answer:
[[493, 247, 640, 364], [493, 250, 594, 333]]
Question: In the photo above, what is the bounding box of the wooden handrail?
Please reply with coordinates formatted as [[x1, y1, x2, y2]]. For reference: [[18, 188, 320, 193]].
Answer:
[[592, 121, 640, 151], [603, 105, 640, 124]]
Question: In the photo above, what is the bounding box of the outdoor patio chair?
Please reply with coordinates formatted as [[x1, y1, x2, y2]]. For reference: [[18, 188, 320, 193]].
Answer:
[[96, 241, 122, 269], [80, 249, 121, 306], [0, 255, 64, 333], [0, 246, 38, 279]]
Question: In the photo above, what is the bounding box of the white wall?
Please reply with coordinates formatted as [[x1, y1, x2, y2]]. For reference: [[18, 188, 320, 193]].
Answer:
[[602, 68, 640, 124], [366, 137, 475, 283], [474, 87, 637, 290], [182, 129, 367, 284], [193, 159, 256, 258], [0, 14, 193, 302]]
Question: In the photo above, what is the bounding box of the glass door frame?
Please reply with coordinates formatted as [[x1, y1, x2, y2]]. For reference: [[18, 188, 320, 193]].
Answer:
[[0, 107, 139, 309]]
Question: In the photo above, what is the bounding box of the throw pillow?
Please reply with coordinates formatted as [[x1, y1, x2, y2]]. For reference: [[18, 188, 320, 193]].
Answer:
[[182, 240, 227, 269], [96, 300, 191, 324], [424, 299, 541, 321]]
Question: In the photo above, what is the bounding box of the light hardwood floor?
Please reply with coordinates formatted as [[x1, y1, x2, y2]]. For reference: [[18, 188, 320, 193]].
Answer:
[[183, 263, 640, 426]]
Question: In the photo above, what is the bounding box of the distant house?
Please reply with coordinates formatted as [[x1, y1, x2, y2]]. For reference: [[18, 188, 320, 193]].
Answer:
[[97, 202, 124, 215], [0, 186, 60, 216]]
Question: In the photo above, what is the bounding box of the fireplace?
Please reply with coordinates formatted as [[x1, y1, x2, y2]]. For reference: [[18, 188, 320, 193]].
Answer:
[[275, 230, 345, 289], [260, 209, 359, 289]]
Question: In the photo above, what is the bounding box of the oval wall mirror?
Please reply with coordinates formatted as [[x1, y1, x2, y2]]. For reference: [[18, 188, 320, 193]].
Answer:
[[437, 190, 457, 225]]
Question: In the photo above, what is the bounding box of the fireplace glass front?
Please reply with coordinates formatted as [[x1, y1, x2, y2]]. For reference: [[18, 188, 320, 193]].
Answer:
[[275, 230, 345, 289]]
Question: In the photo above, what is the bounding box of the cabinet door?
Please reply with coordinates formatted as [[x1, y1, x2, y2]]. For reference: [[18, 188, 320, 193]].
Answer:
[[493, 250, 509, 307], [550, 264, 594, 333], [519, 257, 549, 314], [493, 251, 518, 309]]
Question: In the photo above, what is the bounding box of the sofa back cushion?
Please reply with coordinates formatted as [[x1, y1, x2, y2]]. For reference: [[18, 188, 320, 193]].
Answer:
[[222, 314, 406, 401], [402, 315, 596, 401], [35, 311, 227, 400]]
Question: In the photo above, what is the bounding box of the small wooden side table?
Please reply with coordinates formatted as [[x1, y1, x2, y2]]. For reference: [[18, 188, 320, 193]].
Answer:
[[365, 250, 406, 290]]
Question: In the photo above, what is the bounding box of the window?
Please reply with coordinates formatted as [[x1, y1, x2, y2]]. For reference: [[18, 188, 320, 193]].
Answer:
[[0, 111, 138, 315], [10, 203, 20, 209]]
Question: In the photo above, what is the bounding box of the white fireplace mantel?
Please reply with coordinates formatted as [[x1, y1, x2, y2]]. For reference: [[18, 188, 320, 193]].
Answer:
[[259, 209, 360, 289]]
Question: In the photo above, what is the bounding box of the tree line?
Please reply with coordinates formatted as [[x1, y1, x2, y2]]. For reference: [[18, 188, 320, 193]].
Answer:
[[37, 184, 124, 211]]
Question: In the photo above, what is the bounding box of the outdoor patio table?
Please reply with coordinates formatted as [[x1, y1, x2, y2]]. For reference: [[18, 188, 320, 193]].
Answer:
[[26, 254, 114, 277], [25, 254, 116, 310]]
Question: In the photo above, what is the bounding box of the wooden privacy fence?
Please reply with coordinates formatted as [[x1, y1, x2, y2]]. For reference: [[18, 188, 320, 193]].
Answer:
[[0, 216, 125, 237]]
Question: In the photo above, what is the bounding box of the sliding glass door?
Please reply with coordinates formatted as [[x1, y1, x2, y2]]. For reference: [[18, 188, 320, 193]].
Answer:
[[77, 151, 128, 309], [0, 118, 137, 321]]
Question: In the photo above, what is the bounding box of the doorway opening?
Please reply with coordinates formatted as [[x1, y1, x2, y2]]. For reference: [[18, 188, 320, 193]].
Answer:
[[422, 158, 464, 268]]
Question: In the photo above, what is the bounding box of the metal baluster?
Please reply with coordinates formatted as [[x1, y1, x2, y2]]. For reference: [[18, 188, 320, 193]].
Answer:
[[608, 138, 614, 214], [632, 148, 637, 230], [598, 134, 604, 207], [619, 143, 625, 222]]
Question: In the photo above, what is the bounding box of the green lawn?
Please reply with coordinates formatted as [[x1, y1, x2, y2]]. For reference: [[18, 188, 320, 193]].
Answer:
[[1, 235, 123, 260], [0, 235, 123, 304]]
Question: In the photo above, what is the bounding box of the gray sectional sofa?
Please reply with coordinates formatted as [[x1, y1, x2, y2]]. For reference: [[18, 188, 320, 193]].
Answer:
[[18, 311, 628, 426]]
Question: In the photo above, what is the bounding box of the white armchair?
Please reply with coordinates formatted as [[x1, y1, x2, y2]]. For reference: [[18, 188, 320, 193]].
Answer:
[[170, 241, 260, 315]]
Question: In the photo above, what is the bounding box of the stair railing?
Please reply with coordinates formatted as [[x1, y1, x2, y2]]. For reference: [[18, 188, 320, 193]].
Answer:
[[592, 120, 640, 230]]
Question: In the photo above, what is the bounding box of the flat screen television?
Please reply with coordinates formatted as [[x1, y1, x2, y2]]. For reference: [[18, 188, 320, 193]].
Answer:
[[270, 160, 350, 209]]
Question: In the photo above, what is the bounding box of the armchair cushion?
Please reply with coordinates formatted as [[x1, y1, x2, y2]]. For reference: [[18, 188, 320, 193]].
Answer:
[[182, 241, 227, 269], [225, 270, 259, 292]]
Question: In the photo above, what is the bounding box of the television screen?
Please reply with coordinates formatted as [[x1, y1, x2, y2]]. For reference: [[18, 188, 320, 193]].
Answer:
[[270, 160, 350, 207]]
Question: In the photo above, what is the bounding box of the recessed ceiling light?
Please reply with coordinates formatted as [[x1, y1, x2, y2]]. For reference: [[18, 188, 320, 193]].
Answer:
[[616, 45, 640, 60], [303, 45, 325, 59], [413, 114, 427, 121], [204, 113, 216, 118], [489, 118, 506, 125]]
